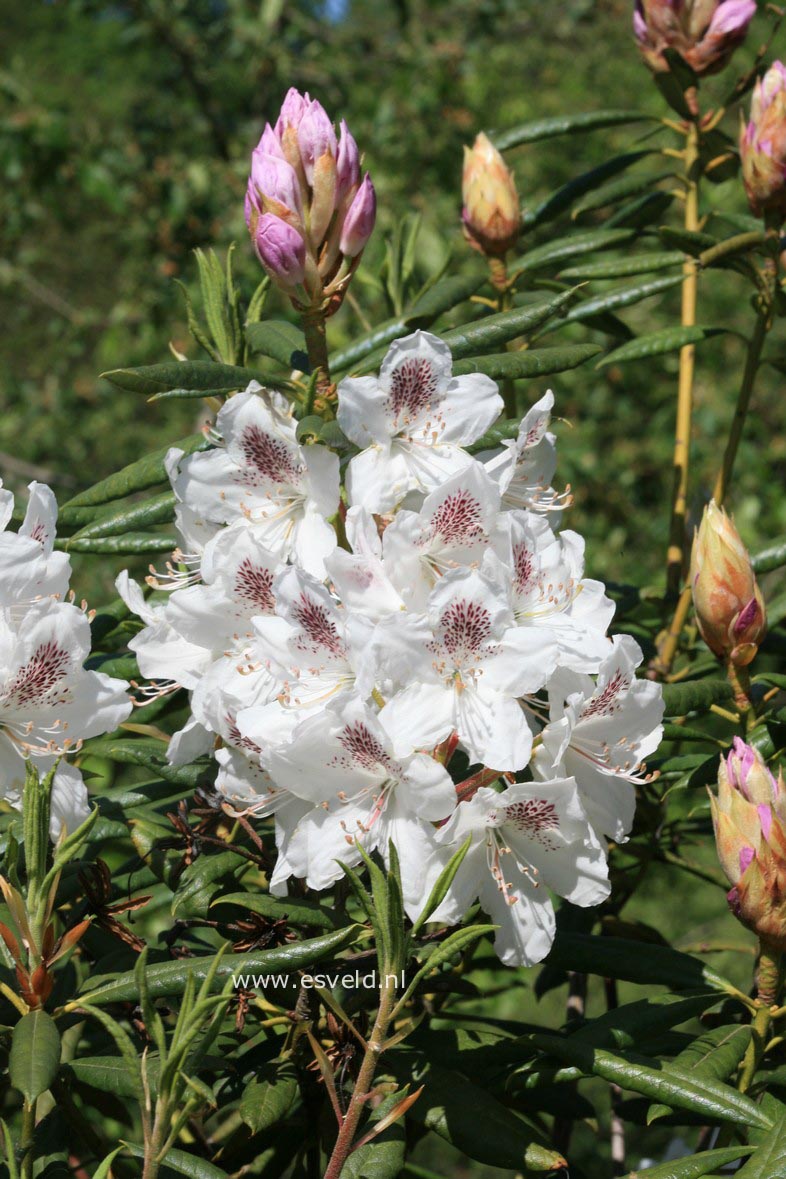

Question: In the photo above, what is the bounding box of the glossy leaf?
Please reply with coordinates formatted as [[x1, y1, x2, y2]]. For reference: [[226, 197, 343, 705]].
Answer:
[[523, 151, 652, 229], [245, 320, 309, 370], [493, 109, 650, 151], [78, 925, 361, 1003], [341, 1089, 408, 1179], [648, 1024, 753, 1122], [561, 250, 684, 280], [660, 679, 735, 715], [572, 169, 675, 218], [736, 1106, 786, 1178], [514, 228, 637, 273], [440, 289, 579, 358], [9, 1011, 61, 1103], [597, 325, 726, 368], [559, 274, 683, 325], [101, 360, 259, 397], [60, 433, 209, 510], [121, 1142, 229, 1178], [621, 1146, 754, 1179], [546, 932, 739, 994], [68, 491, 176, 542], [752, 537, 786, 573], [239, 1060, 299, 1133], [452, 343, 601, 380], [211, 891, 345, 931]]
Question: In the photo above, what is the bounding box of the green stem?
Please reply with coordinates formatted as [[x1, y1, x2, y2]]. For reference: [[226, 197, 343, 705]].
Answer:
[[322, 979, 398, 1179], [738, 944, 782, 1093], [302, 310, 332, 407], [20, 1099, 35, 1179]]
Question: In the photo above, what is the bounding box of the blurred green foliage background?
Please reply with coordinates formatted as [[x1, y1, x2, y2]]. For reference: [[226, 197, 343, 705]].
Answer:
[[4, 0, 785, 601]]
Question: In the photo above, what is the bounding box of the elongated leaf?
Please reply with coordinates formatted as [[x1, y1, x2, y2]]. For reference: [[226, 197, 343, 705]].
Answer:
[[514, 228, 637, 273], [80, 738, 213, 787], [752, 537, 786, 573], [573, 991, 719, 1052], [9, 1012, 61, 1102], [572, 169, 674, 218], [245, 320, 309, 370], [102, 360, 259, 397], [524, 151, 652, 230], [411, 837, 472, 936], [67, 1055, 157, 1100], [561, 251, 684, 280], [172, 851, 249, 918], [453, 343, 601, 380], [440, 289, 579, 358], [60, 434, 208, 510], [342, 1088, 408, 1179], [121, 1142, 229, 1178], [546, 932, 738, 994], [597, 325, 726, 368], [661, 679, 734, 715], [648, 1024, 753, 1121], [59, 532, 177, 554], [622, 1146, 754, 1179], [558, 274, 682, 326], [658, 226, 718, 255], [78, 925, 361, 1003], [211, 892, 344, 931], [396, 925, 495, 1010], [92, 1147, 124, 1179], [331, 318, 409, 373], [493, 109, 650, 151], [68, 491, 176, 542], [530, 1034, 770, 1129], [406, 274, 486, 325], [737, 1106, 786, 1178]]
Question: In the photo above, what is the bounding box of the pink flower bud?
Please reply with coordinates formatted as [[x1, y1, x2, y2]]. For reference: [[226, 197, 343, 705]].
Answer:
[[250, 149, 303, 221], [274, 87, 309, 137], [633, 0, 755, 76], [297, 98, 338, 186], [252, 213, 306, 290], [336, 120, 361, 201], [741, 61, 786, 220], [340, 174, 377, 258], [690, 500, 767, 667]]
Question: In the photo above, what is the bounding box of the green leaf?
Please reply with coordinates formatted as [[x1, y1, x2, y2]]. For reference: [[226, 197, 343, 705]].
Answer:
[[440, 289, 579, 358], [91, 1146, 124, 1179], [78, 925, 361, 1003], [492, 109, 650, 151], [239, 1060, 299, 1133], [561, 250, 684, 280], [60, 433, 209, 510], [752, 537, 786, 573], [573, 991, 720, 1052], [405, 274, 486, 326], [523, 151, 652, 230], [331, 318, 410, 374], [395, 925, 496, 1011], [411, 837, 472, 937], [597, 325, 726, 368], [572, 169, 675, 218], [558, 274, 683, 326], [658, 226, 718, 256], [80, 738, 213, 787], [389, 1051, 544, 1169], [59, 532, 177, 554], [546, 932, 739, 995], [172, 851, 251, 919], [121, 1142, 229, 1178], [341, 1088, 408, 1179], [211, 892, 344, 931], [452, 343, 601, 380], [9, 1011, 61, 1103], [529, 1034, 770, 1130], [737, 1106, 786, 1178], [648, 1024, 753, 1122], [245, 320, 309, 370], [514, 228, 637, 273], [67, 1055, 157, 1100], [101, 360, 260, 398], [661, 679, 735, 715], [468, 417, 522, 454], [67, 491, 175, 542], [621, 1146, 754, 1179]]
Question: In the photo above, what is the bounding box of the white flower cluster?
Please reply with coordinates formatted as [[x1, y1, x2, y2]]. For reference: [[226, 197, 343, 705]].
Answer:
[[119, 330, 664, 967], [0, 482, 132, 837]]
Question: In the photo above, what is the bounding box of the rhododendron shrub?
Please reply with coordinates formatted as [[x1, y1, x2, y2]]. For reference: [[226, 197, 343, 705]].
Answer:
[[5, 26, 786, 1179]]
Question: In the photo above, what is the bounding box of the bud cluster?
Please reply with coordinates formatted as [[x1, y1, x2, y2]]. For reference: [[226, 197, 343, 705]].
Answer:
[[741, 61, 786, 220], [633, 0, 756, 76], [245, 88, 376, 314]]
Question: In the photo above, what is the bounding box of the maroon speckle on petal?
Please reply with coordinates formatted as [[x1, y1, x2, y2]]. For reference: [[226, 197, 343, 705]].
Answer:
[[440, 598, 492, 659], [503, 797, 559, 847], [388, 357, 439, 420], [239, 425, 303, 487], [335, 721, 396, 773], [581, 669, 628, 720], [292, 592, 346, 657], [4, 642, 71, 708], [430, 490, 484, 546], [513, 542, 535, 592], [234, 559, 275, 613]]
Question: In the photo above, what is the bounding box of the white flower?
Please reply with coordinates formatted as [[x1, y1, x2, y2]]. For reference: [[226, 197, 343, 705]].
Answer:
[[264, 695, 455, 900], [325, 508, 405, 623], [116, 571, 209, 692], [338, 331, 503, 512], [493, 512, 614, 672], [0, 482, 70, 617], [167, 385, 339, 577], [0, 600, 132, 818], [381, 462, 501, 610], [429, 779, 610, 966], [482, 391, 567, 515], [532, 635, 664, 843], [377, 564, 557, 771]]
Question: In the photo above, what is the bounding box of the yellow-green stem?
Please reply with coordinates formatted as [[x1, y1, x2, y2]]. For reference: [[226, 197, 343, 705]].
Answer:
[[739, 944, 782, 1093], [666, 121, 700, 597], [302, 310, 332, 408]]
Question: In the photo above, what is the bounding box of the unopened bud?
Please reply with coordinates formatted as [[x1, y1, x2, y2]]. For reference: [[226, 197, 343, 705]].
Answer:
[[633, 0, 756, 76], [340, 175, 377, 258], [711, 741, 786, 950], [461, 132, 520, 258], [251, 213, 306, 291], [741, 61, 786, 221], [690, 500, 766, 667]]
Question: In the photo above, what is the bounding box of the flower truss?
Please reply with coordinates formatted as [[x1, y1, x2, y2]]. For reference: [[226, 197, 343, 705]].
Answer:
[[120, 331, 664, 967], [0, 481, 132, 837]]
